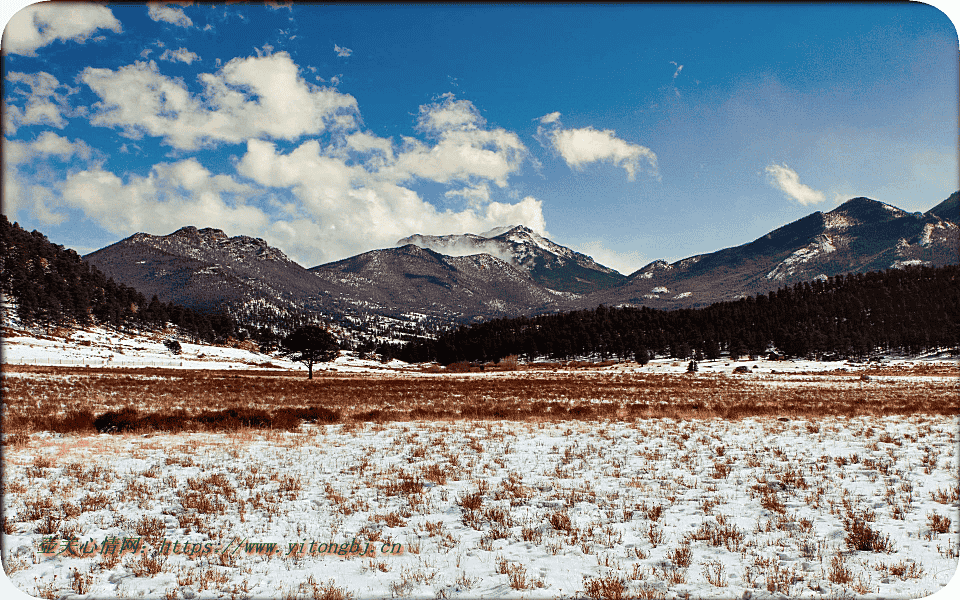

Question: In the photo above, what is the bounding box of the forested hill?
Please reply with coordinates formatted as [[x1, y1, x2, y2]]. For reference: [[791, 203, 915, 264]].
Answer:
[[394, 265, 960, 364], [0, 215, 244, 344]]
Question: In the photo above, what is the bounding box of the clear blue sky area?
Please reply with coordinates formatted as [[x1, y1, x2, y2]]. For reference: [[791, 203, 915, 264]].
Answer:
[[3, 2, 957, 274]]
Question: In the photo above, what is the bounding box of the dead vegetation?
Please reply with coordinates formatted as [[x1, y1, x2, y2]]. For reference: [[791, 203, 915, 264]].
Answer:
[[2, 364, 956, 436]]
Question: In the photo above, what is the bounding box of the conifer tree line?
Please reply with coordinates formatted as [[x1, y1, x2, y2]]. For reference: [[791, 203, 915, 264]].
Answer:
[[0, 215, 250, 344], [394, 265, 960, 364]]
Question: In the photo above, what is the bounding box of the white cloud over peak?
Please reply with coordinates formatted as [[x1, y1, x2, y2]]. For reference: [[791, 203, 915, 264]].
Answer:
[[6, 52, 540, 267], [80, 52, 359, 150], [147, 3, 193, 28], [60, 158, 265, 235], [3, 3, 121, 56], [232, 127, 543, 264], [538, 113, 659, 181], [159, 47, 200, 65], [572, 240, 647, 276], [765, 163, 826, 205], [393, 128, 527, 188]]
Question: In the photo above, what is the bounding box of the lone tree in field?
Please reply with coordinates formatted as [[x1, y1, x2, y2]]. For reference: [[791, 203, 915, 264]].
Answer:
[[282, 325, 339, 379]]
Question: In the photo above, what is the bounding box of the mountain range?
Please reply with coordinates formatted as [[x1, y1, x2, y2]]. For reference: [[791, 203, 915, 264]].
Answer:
[[83, 194, 959, 332]]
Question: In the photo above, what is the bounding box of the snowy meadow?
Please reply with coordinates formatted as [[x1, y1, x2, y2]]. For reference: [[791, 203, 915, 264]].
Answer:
[[2, 359, 958, 600]]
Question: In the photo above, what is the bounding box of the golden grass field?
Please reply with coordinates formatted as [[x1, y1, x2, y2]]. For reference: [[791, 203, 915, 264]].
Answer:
[[2, 362, 957, 437]]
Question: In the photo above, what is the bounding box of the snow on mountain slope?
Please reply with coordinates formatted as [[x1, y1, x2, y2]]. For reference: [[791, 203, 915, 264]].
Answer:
[[397, 225, 625, 294]]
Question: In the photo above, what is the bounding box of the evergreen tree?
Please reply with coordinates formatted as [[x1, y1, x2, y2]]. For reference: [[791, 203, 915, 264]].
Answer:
[[282, 325, 339, 379]]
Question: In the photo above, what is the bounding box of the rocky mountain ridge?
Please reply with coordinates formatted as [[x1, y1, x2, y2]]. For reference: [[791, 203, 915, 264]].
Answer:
[[397, 225, 625, 294], [83, 193, 959, 335]]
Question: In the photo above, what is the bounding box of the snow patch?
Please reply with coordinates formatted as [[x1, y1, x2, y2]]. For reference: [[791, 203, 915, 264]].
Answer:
[[766, 235, 836, 281]]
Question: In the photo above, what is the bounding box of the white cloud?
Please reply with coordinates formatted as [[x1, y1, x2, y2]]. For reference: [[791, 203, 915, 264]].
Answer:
[[392, 128, 527, 188], [4, 71, 76, 133], [60, 158, 265, 235], [670, 61, 683, 80], [3, 3, 121, 56], [571, 240, 647, 275], [538, 113, 659, 181], [147, 3, 193, 28], [334, 44, 352, 57], [445, 183, 491, 209], [233, 132, 544, 265], [384, 95, 528, 187], [13, 51, 539, 267], [538, 111, 561, 125], [81, 53, 359, 150], [417, 93, 484, 133], [159, 47, 200, 65], [27, 131, 92, 161], [3, 132, 94, 224], [765, 163, 825, 205]]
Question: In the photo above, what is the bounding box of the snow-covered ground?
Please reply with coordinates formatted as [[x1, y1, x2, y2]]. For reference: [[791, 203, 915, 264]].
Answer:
[[1, 325, 409, 373], [2, 414, 959, 599], [3, 322, 956, 377], [2, 326, 958, 599]]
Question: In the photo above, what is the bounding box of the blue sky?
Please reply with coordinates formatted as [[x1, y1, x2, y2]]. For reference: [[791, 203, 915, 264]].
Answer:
[[2, 2, 957, 274]]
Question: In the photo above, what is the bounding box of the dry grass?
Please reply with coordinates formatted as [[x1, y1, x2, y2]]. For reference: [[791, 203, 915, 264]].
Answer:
[[3, 364, 956, 436]]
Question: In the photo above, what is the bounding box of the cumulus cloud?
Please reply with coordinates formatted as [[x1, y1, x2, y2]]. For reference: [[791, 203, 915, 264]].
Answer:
[[765, 163, 825, 205], [445, 183, 491, 209], [4, 71, 77, 133], [537, 113, 659, 181], [3, 3, 121, 56], [3, 132, 94, 224], [18, 51, 540, 266], [393, 128, 527, 188], [334, 44, 352, 57], [369, 94, 529, 188], [147, 3, 193, 28], [60, 158, 265, 235], [80, 52, 359, 150], [417, 93, 484, 133], [232, 124, 542, 265], [159, 47, 200, 65]]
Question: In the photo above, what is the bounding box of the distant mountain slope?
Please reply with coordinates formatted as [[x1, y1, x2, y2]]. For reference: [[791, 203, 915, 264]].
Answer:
[[83, 226, 329, 322], [81, 193, 958, 332], [577, 196, 959, 310], [397, 225, 625, 294], [310, 244, 563, 322], [1, 216, 239, 342], [927, 191, 958, 224]]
